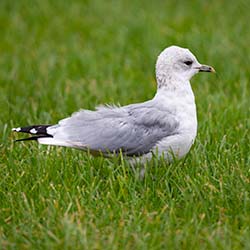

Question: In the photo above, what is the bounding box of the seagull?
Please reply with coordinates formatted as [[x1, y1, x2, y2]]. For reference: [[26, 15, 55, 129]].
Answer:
[[12, 45, 215, 163]]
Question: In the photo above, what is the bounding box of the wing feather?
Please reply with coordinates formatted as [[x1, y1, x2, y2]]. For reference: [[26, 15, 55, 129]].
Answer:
[[47, 101, 179, 156]]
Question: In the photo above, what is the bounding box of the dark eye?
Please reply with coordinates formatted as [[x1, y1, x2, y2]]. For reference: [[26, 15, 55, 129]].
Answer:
[[184, 60, 193, 66]]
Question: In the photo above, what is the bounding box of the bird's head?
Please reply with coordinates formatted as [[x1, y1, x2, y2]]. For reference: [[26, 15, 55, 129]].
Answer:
[[156, 45, 215, 89]]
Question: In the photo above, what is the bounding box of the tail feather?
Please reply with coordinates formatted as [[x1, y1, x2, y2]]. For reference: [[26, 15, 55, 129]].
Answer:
[[12, 125, 53, 142]]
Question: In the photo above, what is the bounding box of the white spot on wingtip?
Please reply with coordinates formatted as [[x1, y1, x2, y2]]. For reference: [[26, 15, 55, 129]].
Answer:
[[30, 128, 37, 134], [12, 127, 21, 132]]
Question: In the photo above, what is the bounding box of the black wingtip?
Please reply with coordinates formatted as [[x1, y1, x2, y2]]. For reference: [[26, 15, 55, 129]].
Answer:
[[12, 125, 52, 135], [12, 125, 53, 143]]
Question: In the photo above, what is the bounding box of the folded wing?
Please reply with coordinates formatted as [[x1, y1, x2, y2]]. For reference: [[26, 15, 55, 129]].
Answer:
[[40, 102, 179, 156]]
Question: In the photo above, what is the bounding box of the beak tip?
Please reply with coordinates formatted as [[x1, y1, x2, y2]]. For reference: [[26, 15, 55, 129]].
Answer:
[[210, 67, 216, 73]]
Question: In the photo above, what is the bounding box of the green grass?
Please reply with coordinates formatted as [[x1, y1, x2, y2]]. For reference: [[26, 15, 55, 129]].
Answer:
[[1, 0, 250, 249]]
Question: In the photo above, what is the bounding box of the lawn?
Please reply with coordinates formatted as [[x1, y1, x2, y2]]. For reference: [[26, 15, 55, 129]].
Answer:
[[1, 0, 250, 249]]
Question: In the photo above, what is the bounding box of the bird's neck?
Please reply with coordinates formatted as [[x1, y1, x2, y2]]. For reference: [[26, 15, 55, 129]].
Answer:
[[154, 84, 195, 104], [156, 73, 193, 94]]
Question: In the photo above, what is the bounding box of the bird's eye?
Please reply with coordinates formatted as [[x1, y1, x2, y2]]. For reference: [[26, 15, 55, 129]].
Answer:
[[184, 60, 193, 66]]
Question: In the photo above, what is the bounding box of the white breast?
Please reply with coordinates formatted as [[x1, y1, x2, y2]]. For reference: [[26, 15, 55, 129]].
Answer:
[[151, 84, 197, 161]]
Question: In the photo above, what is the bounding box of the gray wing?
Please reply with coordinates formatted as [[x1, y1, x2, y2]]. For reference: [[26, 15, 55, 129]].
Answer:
[[48, 102, 179, 156]]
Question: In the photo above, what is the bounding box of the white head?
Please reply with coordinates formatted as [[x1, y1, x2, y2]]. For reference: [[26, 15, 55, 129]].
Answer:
[[156, 46, 215, 89]]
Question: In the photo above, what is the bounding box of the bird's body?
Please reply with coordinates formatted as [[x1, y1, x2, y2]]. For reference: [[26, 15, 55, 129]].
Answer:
[[13, 46, 214, 163]]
